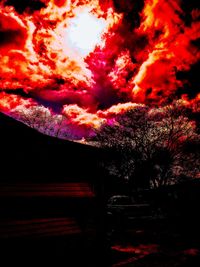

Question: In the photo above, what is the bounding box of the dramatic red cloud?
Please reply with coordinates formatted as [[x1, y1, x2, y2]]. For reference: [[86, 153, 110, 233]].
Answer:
[[0, 0, 199, 140]]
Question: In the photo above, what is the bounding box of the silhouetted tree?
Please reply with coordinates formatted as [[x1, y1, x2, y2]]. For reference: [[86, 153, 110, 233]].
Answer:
[[91, 101, 199, 190], [11, 105, 73, 139]]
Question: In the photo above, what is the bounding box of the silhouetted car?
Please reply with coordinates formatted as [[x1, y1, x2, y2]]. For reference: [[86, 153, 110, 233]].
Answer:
[[107, 195, 153, 220]]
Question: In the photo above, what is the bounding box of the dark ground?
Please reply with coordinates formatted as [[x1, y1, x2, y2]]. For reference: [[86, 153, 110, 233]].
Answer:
[[109, 217, 200, 267], [0, 112, 200, 266]]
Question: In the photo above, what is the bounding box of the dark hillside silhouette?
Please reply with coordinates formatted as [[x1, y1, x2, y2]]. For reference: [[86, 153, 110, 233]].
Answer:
[[0, 112, 101, 183]]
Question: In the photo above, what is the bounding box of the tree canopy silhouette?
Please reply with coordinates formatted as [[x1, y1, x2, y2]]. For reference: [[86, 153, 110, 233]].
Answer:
[[90, 101, 200, 189]]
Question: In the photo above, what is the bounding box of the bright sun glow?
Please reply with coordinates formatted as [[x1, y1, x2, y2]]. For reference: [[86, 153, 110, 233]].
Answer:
[[66, 10, 106, 57]]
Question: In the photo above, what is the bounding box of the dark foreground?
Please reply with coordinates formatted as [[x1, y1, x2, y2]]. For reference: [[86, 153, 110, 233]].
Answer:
[[0, 113, 200, 266], [109, 217, 200, 267], [1, 215, 200, 267]]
